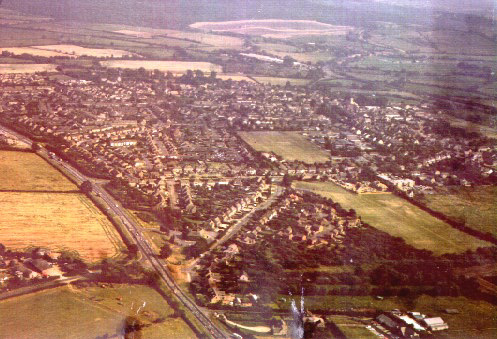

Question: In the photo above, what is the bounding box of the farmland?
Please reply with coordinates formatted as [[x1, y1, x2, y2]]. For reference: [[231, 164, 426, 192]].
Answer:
[[252, 76, 312, 86], [422, 186, 497, 238], [0, 63, 57, 74], [30, 44, 136, 58], [293, 181, 492, 255], [0, 192, 122, 261], [0, 284, 197, 339], [190, 19, 353, 39], [239, 131, 330, 164], [100, 60, 222, 74], [0, 151, 77, 191]]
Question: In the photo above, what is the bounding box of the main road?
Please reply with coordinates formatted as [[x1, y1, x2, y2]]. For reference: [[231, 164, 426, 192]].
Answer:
[[0, 124, 230, 339]]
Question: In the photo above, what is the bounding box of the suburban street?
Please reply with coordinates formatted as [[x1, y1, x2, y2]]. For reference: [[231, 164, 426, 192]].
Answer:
[[0, 123, 230, 339]]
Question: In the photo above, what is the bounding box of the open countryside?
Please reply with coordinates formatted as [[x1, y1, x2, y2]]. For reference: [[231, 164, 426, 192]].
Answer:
[[0, 63, 57, 73], [100, 60, 222, 74], [294, 181, 492, 255], [239, 131, 331, 164], [0, 284, 197, 339]]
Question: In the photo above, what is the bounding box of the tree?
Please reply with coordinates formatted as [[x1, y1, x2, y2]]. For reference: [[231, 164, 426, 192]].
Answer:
[[128, 244, 139, 257], [159, 244, 172, 258], [80, 180, 92, 194], [282, 174, 292, 187], [31, 142, 41, 152]]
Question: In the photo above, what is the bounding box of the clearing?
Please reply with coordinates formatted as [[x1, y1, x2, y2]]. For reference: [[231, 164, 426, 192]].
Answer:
[[293, 181, 492, 255], [100, 60, 222, 74], [0, 284, 197, 339], [239, 131, 330, 164], [0, 151, 78, 191], [422, 186, 497, 238], [0, 63, 57, 73], [190, 19, 352, 39]]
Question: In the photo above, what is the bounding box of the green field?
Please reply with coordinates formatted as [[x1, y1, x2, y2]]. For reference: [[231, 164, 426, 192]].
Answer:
[[293, 181, 492, 254], [423, 186, 497, 237], [0, 284, 197, 339], [239, 131, 330, 164], [252, 76, 312, 86], [277, 295, 497, 339]]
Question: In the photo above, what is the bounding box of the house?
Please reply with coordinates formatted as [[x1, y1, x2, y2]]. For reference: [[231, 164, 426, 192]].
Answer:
[[422, 317, 448, 331]]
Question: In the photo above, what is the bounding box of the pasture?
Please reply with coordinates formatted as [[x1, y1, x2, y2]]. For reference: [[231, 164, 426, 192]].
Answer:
[[293, 181, 492, 255], [0, 151, 77, 191], [31, 44, 135, 58], [190, 19, 352, 39], [0, 192, 122, 261], [0, 63, 57, 73], [422, 186, 497, 237], [253, 76, 311, 86], [0, 47, 68, 57], [100, 60, 222, 74], [239, 131, 330, 164], [0, 284, 197, 339]]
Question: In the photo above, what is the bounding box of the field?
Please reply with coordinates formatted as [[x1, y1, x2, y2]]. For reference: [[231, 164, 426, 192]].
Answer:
[[0, 284, 197, 339], [422, 186, 497, 237], [252, 76, 312, 86], [0, 151, 78, 191], [0, 47, 68, 57], [293, 181, 492, 254], [239, 131, 330, 164], [31, 44, 136, 58], [190, 19, 353, 39], [277, 295, 497, 339], [0, 63, 57, 74], [0, 192, 122, 261], [100, 60, 222, 74]]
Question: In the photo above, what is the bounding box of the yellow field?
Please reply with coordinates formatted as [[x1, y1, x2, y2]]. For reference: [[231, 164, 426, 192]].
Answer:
[[31, 44, 135, 58], [0, 284, 197, 339], [0, 192, 122, 261], [0, 47, 68, 57], [217, 74, 255, 82], [0, 151, 77, 191], [0, 63, 57, 73], [100, 59, 222, 74], [190, 19, 352, 39]]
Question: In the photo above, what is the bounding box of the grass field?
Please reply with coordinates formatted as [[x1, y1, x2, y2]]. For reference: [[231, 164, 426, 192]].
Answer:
[[0, 63, 57, 74], [239, 131, 330, 164], [0, 192, 122, 261], [190, 19, 352, 39], [252, 76, 312, 86], [100, 60, 222, 74], [0, 151, 78, 191], [278, 295, 497, 339], [0, 47, 69, 57], [293, 181, 492, 254], [0, 284, 196, 339], [422, 186, 497, 237], [31, 44, 136, 58]]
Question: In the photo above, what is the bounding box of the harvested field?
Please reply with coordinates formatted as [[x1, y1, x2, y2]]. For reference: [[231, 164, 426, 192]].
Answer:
[[0, 151, 77, 191], [190, 19, 352, 39], [0, 284, 197, 339], [31, 44, 136, 58], [239, 131, 330, 164], [0, 47, 68, 57], [0, 192, 122, 261], [294, 181, 492, 255], [0, 63, 57, 73], [100, 59, 222, 74]]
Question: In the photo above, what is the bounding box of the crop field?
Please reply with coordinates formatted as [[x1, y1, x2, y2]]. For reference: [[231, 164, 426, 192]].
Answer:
[[100, 60, 222, 74], [190, 19, 353, 39], [30, 44, 136, 58], [0, 47, 69, 57], [293, 181, 492, 254], [0, 192, 122, 261], [239, 131, 330, 164], [422, 186, 497, 237], [278, 295, 497, 339], [0, 63, 58, 74], [0, 151, 77, 191], [217, 74, 255, 82], [0, 284, 196, 339]]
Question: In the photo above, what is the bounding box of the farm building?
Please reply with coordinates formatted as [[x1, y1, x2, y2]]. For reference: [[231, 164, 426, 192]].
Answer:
[[422, 317, 449, 331]]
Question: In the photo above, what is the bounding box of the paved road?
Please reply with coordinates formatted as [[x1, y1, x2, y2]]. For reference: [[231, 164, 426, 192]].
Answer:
[[0, 124, 229, 339]]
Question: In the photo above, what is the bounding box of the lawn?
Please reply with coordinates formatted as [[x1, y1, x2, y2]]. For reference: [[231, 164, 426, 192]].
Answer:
[[239, 131, 330, 164], [0, 151, 77, 191], [0, 284, 197, 339], [422, 186, 497, 237], [277, 295, 497, 339], [293, 181, 492, 255], [0, 192, 123, 261]]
